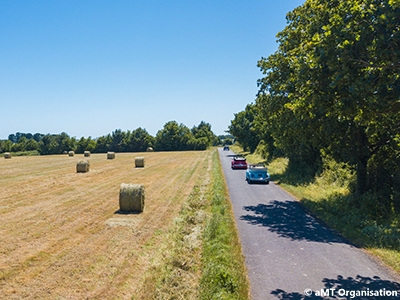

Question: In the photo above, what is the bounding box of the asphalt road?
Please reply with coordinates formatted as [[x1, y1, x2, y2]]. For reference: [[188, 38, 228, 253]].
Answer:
[[218, 148, 400, 300]]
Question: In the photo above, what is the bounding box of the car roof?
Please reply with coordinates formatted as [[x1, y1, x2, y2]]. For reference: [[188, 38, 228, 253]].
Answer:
[[248, 164, 267, 170]]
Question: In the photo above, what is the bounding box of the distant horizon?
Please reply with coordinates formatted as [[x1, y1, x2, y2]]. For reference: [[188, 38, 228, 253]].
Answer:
[[3, 122, 234, 141]]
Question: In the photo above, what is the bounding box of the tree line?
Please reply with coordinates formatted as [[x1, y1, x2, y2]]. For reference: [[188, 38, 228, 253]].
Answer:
[[229, 0, 400, 211], [0, 121, 219, 155]]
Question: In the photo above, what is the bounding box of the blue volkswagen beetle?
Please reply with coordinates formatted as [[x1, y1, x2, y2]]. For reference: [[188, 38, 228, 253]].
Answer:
[[246, 164, 270, 184]]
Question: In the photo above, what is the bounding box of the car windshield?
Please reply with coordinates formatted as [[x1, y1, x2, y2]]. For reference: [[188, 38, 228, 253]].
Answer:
[[249, 164, 266, 170]]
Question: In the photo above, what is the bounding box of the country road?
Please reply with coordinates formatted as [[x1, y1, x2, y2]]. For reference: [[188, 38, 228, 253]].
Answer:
[[218, 148, 400, 299]]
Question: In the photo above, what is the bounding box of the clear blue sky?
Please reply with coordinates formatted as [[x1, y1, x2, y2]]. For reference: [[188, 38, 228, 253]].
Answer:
[[1, 0, 305, 140]]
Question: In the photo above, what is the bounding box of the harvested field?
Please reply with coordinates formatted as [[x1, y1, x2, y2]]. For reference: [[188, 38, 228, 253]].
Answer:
[[0, 151, 212, 299]]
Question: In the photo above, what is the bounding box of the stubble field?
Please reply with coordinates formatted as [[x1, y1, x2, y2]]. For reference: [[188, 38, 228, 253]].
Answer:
[[0, 150, 211, 299]]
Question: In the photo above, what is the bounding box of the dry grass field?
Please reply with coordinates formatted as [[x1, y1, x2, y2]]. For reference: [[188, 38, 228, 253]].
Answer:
[[0, 151, 211, 299]]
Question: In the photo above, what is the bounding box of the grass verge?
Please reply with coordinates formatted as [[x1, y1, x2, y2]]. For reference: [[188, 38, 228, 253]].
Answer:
[[199, 149, 250, 299], [134, 149, 250, 299]]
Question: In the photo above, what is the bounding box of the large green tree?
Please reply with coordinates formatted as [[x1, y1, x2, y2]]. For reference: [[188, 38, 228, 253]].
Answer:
[[93, 134, 112, 153], [39, 135, 60, 155], [257, 0, 400, 197], [127, 127, 154, 152], [108, 129, 126, 152], [154, 121, 193, 151], [190, 121, 217, 150], [76, 136, 96, 153], [228, 103, 260, 153]]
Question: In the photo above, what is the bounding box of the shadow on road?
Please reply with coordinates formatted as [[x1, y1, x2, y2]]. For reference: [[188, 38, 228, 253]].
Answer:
[[225, 154, 241, 158], [271, 275, 400, 299], [240, 200, 345, 244]]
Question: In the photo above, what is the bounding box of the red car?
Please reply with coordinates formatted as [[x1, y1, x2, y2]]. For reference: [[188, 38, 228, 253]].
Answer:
[[231, 156, 248, 169]]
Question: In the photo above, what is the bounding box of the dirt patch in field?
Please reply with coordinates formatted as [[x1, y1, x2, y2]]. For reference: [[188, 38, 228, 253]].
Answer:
[[0, 151, 211, 299]]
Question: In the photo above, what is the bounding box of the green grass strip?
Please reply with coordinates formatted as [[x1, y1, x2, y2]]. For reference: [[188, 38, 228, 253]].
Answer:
[[199, 149, 250, 300]]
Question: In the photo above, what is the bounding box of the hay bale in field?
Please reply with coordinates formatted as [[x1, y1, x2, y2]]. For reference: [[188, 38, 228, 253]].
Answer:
[[68, 151, 75, 157], [4, 152, 11, 159], [84, 151, 91, 157], [119, 183, 145, 212], [107, 152, 115, 159], [76, 160, 90, 173], [135, 156, 145, 168], [146, 147, 154, 152]]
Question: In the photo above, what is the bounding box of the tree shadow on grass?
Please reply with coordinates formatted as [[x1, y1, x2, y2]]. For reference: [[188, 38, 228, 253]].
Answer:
[[270, 159, 319, 186], [271, 170, 317, 187], [271, 275, 400, 299], [300, 193, 400, 249], [240, 200, 345, 244]]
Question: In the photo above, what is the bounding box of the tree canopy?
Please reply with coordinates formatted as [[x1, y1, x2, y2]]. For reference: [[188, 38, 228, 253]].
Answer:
[[154, 120, 217, 151], [230, 0, 400, 207], [228, 104, 260, 153], [1, 121, 218, 155]]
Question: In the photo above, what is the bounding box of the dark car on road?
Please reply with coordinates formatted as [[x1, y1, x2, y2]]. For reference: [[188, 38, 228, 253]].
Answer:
[[223, 145, 230, 151]]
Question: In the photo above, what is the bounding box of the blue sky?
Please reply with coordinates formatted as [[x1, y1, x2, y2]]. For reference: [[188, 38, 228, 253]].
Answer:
[[1, 0, 305, 140]]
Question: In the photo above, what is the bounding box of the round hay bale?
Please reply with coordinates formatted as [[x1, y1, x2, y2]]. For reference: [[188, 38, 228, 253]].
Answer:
[[76, 160, 90, 173], [107, 152, 115, 159], [68, 151, 75, 157], [119, 183, 145, 212], [135, 157, 145, 168], [146, 147, 154, 152], [84, 151, 91, 157], [4, 152, 11, 159]]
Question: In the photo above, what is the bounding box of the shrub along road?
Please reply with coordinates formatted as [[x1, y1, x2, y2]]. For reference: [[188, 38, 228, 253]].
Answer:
[[219, 148, 400, 299]]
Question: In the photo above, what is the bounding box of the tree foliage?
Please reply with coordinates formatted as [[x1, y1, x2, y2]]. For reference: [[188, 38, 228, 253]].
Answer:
[[231, 0, 400, 209], [1, 121, 215, 155], [228, 103, 260, 153], [127, 128, 156, 152], [155, 121, 193, 151], [154, 120, 215, 151]]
